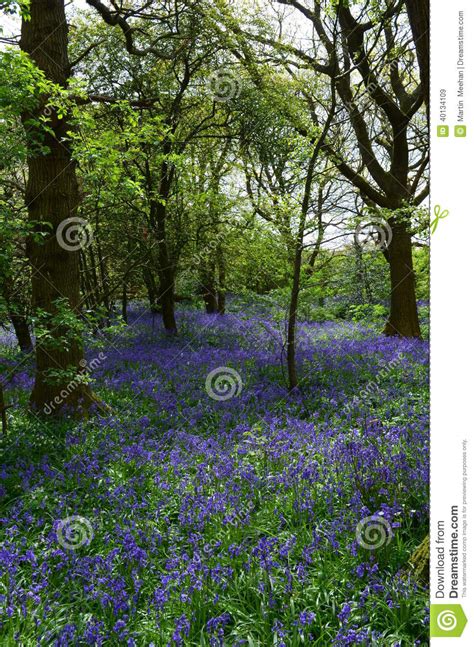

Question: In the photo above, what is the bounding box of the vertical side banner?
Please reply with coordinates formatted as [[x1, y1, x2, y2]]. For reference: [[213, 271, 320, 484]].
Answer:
[[431, 0, 472, 642]]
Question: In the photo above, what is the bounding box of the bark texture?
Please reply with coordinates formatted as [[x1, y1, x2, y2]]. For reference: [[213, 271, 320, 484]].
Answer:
[[21, 0, 92, 414], [383, 221, 421, 337], [405, 0, 430, 111]]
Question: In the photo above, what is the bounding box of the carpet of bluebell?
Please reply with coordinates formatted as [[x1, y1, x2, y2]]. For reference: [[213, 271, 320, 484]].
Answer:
[[0, 304, 429, 646]]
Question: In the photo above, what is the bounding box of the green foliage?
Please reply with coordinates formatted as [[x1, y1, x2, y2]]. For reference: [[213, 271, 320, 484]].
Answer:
[[348, 303, 389, 323], [413, 247, 430, 301]]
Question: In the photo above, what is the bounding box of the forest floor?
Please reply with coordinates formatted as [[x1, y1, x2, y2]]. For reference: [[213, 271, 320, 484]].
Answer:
[[0, 303, 429, 646]]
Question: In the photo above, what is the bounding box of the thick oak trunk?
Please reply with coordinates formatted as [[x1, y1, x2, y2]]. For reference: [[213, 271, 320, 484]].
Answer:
[[384, 222, 421, 338], [21, 0, 92, 414]]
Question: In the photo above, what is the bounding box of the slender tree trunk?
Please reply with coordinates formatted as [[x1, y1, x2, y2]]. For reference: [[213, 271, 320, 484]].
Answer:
[[200, 263, 218, 314], [287, 242, 303, 392], [121, 283, 128, 323], [217, 291, 226, 315], [142, 265, 160, 313], [88, 247, 100, 307], [353, 236, 365, 305], [96, 233, 111, 317], [9, 310, 33, 353], [2, 281, 33, 353], [153, 200, 177, 333], [286, 91, 336, 392], [384, 222, 421, 338], [80, 250, 94, 311], [202, 281, 218, 314], [217, 244, 226, 314], [20, 0, 92, 415]]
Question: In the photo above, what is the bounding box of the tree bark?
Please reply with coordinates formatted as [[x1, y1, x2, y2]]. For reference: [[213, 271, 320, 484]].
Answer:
[[2, 281, 33, 353], [21, 0, 92, 415], [156, 227, 177, 333], [286, 84, 336, 392], [199, 257, 218, 314], [202, 277, 218, 314], [217, 247, 226, 315], [121, 283, 128, 323], [151, 190, 177, 334], [142, 265, 161, 313], [383, 221, 421, 338], [287, 242, 303, 392], [9, 310, 33, 353], [405, 0, 430, 112]]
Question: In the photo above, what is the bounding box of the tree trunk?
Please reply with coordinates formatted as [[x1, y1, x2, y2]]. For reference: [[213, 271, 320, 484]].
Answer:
[[20, 0, 92, 415], [142, 265, 161, 313], [152, 199, 177, 334], [217, 244, 226, 315], [96, 231, 111, 318], [80, 250, 94, 311], [383, 222, 421, 338], [217, 292, 226, 315], [405, 0, 430, 112], [160, 283, 177, 332], [9, 310, 33, 353], [287, 243, 303, 392], [200, 264, 218, 314], [121, 283, 128, 323], [2, 281, 33, 353], [202, 284, 218, 314], [353, 236, 365, 305]]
